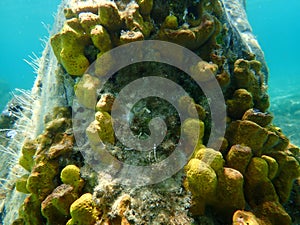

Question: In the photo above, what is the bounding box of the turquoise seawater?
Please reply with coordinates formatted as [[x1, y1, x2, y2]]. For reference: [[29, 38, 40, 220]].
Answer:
[[0, 0, 299, 144], [247, 0, 300, 146], [0, 0, 60, 110]]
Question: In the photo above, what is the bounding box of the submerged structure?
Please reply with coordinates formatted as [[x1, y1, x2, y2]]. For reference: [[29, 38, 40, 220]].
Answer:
[[0, 0, 299, 224]]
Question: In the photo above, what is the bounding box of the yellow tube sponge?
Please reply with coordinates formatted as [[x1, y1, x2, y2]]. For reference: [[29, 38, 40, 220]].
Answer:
[[74, 74, 100, 109], [41, 184, 78, 225], [182, 118, 205, 149], [194, 147, 224, 173], [15, 174, 30, 194], [245, 157, 279, 206], [226, 89, 254, 119], [136, 0, 153, 15], [122, 3, 153, 38], [119, 30, 144, 45], [95, 111, 115, 144], [98, 1, 122, 31], [19, 194, 44, 225], [158, 15, 216, 50], [60, 165, 84, 191], [185, 158, 217, 201], [26, 160, 59, 200], [67, 193, 101, 225], [79, 12, 100, 33], [86, 111, 115, 146], [19, 139, 37, 172], [215, 167, 246, 214], [91, 25, 112, 52], [226, 120, 269, 156], [162, 15, 178, 29], [50, 18, 90, 76], [232, 210, 260, 225]]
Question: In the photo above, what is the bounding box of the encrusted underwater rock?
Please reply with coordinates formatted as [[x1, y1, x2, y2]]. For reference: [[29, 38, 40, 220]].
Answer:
[[1, 0, 300, 225]]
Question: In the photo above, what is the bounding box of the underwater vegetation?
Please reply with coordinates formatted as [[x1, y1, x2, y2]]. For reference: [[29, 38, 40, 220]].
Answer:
[[0, 0, 299, 225]]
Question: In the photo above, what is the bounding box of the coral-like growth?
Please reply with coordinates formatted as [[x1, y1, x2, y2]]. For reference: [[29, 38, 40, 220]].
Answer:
[[18, 139, 37, 172], [119, 30, 144, 44], [67, 193, 101, 225], [86, 111, 115, 145], [268, 151, 300, 203], [78, 12, 100, 33], [215, 167, 246, 215], [158, 14, 217, 50], [185, 158, 218, 215], [182, 118, 205, 149], [185, 147, 246, 217], [245, 157, 278, 204], [98, 1, 122, 31], [74, 73, 100, 109], [226, 120, 269, 156], [226, 89, 254, 119], [233, 59, 269, 112], [194, 147, 224, 173], [18, 194, 44, 225], [226, 145, 253, 175], [136, 0, 153, 16], [51, 18, 91, 76], [96, 93, 115, 113], [12, 107, 83, 224], [122, 2, 153, 38], [162, 15, 179, 29], [8, 0, 300, 224], [41, 184, 79, 225], [90, 25, 112, 52], [15, 174, 30, 194], [242, 108, 273, 127], [232, 210, 260, 225], [26, 159, 60, 200], [60, 165, 84, 191]]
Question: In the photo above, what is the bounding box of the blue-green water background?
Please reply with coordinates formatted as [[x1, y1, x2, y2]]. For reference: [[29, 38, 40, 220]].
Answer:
[[0, 0, 299, 144], [0, 0, 60, 108]]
